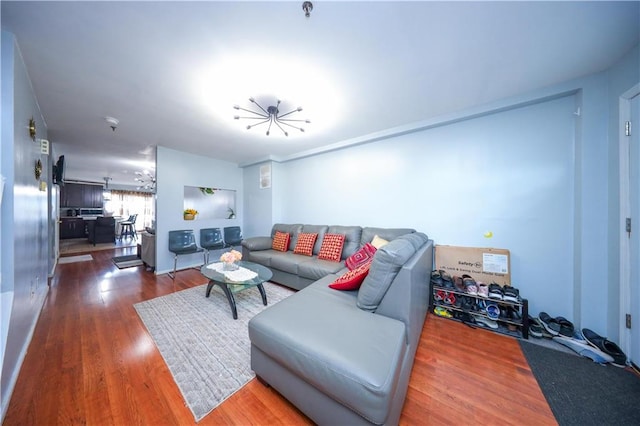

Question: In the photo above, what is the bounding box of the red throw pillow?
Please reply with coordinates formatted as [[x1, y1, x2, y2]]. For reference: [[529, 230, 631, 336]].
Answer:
[[329, 261, 372, 291], [345, 243, 377, 270], [293, 232, 318, 256], [272, 231, 290, 252], [317, 233, 345, 262]]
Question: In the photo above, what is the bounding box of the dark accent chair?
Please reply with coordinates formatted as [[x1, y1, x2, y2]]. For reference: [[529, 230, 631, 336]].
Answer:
[[168, 229, 203, 279], [223, 226, 243, 248], [200, 228, 225, 264], [87, 217, 116, 246]]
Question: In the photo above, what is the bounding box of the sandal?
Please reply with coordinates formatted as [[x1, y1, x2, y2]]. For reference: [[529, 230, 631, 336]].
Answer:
[[430, 270, 443, 286], [440, 270, 454, 288], [502, 285, 520, 303], [538, 311, 560, 336], [453, 276, 465, 292], [462, 274, 478, 295], [488, 283, 503, 300]]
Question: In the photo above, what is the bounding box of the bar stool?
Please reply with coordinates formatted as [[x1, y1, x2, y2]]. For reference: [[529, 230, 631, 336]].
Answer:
[[119, 214, 138, 240]]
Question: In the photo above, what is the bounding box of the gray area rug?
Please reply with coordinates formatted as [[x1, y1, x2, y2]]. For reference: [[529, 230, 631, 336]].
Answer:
[[112, 255, 144, 269], [134, 282, 295, 422], [58, 254, 93, 264], [520, 340, 640, 425]]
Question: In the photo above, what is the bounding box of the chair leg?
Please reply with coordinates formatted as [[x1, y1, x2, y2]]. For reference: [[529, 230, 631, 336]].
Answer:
[[169, 255, 178, 280]]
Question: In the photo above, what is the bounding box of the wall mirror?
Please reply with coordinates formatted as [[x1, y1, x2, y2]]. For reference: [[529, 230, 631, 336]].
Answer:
[[183, 186, 236, 220]]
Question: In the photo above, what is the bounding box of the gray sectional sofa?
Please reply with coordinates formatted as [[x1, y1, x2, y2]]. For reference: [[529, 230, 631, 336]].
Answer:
[[242, 224, 434, 425]]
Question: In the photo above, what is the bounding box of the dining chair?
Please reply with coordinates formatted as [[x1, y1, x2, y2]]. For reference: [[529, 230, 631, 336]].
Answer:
[[223, 226, 243, 248]]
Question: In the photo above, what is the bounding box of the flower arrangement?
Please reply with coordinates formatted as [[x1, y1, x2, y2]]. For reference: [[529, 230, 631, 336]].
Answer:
[[184, 208, 198, 216], [220, 249, 242, 264]]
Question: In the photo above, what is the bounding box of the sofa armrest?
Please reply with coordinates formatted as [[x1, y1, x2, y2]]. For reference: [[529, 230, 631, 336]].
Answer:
[[242, 236, 273, 251]]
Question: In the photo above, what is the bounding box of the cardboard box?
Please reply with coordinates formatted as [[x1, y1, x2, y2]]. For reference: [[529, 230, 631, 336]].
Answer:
[[435, 245, 511, 286]]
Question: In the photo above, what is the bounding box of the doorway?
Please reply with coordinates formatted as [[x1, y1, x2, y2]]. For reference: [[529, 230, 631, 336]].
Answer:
[[620, 84, 640, 365]]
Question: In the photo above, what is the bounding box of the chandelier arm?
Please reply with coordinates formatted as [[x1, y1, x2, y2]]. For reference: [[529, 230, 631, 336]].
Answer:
[[278, 118, 309, 123], [236, 116, 271, 120], [277, 120, 304, 131], [252, 100, 271, 116], [273, 120, 289, 136], [235, 106, 268, 117], [277, 109, 301, 119], [247, 118, 271, 129]]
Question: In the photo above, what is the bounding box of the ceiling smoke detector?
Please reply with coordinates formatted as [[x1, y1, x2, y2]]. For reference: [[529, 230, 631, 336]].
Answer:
[[105, 116, 119, 131]]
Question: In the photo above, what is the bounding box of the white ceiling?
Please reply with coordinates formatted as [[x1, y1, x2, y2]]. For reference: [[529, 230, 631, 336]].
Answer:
[[2, 1, 639, 186]]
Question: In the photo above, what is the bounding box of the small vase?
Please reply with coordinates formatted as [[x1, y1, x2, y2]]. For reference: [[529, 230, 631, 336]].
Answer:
[[223, 262, 239, 271], [184, 213, 195, 220]]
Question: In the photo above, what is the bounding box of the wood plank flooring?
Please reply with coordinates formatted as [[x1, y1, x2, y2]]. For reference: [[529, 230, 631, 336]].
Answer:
[[3, 248, 556, 425]]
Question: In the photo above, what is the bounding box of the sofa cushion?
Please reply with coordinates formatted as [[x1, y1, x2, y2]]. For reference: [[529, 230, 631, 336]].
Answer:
[[272, 223, 303, 251], [301, 225, 329, 254], [298, 258, 346, 281], [317, 233, 345, 262], [345, 243, 377, 270], [371, 235, 389, 249], [293, 232, 318, 256], [249, 278, 407, 424], [272, 231, 290, 252], [270, 252, 309, 275], [245, 249, 274, 267], [361, 227, 415, 245], [329, 261, 372, 290], [327, 225, 362, 259], [357, 236, 421, 311]]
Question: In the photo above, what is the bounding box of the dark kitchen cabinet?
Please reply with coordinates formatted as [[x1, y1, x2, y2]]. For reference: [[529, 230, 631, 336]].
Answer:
[[60, 218, 86, 239], [60, 183, 103, 208]]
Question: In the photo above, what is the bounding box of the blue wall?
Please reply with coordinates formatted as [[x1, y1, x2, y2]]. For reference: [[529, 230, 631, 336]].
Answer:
[[155, 146, 243, 274], [0, 31, 50, 418], [242, 44, 639, 340]]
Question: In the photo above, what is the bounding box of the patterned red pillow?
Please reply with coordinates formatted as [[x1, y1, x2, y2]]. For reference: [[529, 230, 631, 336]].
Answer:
[[272, 231, 290, 252], [317, 233, 345, 262], [345, 243, 377, 270], [293, 232, 318, 256], [329, 261, 372, 290]]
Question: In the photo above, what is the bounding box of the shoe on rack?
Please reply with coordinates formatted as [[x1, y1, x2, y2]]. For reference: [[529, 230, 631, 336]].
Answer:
[[502, 285, 520, 303], [485, 303, 500, 320], [453, 276, 466, 293], [553, 332, 614, 365], [582, 328, 628, 367], [488, 283, 503, 300], [430, 270, 443, 286], [477, 282, 489, 298], [462, 274, 478, 295], [434, 306, 452, 318], [472, 314, 498, 329]]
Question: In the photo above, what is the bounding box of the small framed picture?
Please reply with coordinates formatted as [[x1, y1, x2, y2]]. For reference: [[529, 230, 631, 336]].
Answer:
[[260, 164, 271, 189]]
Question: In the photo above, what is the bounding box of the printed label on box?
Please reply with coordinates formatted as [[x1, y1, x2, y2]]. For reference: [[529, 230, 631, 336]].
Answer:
[[482, 253, 509, 274]]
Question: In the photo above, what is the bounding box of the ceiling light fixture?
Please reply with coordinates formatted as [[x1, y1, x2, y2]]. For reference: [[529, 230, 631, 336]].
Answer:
[[103, 177, 112, 200], [302, 1, 313, 18], [105, 116, 119, 131], [233, 98, 310, 136], [135, 170, 156, 191]]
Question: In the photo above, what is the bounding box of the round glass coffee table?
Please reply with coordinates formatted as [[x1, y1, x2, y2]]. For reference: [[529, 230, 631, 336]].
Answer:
[[200, 260, 273, 319]]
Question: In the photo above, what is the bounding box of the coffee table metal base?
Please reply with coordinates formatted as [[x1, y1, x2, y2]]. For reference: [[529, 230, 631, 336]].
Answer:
[[205, 280, 267, 319]]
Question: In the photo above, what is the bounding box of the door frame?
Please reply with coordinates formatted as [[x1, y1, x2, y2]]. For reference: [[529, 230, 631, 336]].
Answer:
[[619, 83, 639, 358]]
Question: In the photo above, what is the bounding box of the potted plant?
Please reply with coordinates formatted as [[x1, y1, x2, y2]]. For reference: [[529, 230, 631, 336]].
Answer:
[[184, 208, 198, 220]]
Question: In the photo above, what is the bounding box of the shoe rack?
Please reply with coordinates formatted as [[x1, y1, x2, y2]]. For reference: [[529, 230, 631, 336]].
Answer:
[[430, 283, 529, 339]]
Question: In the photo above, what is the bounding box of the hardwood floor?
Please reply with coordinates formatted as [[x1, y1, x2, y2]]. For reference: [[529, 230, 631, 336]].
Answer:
[[3, 248, 556, 425]]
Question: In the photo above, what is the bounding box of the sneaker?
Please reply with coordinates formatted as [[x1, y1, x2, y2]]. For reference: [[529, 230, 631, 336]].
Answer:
[[488, 283, 503, 300], [472, 314, 498, 329], [485, 303, 500, 320], [528, 316, 543, 338], [553, 332, 614, 364], [502, 285, 520, 303], [434, 306, 452, 318], [477, 282, 489, 298], [582, 328, 628, 367], [538, 311, 560, 336]]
